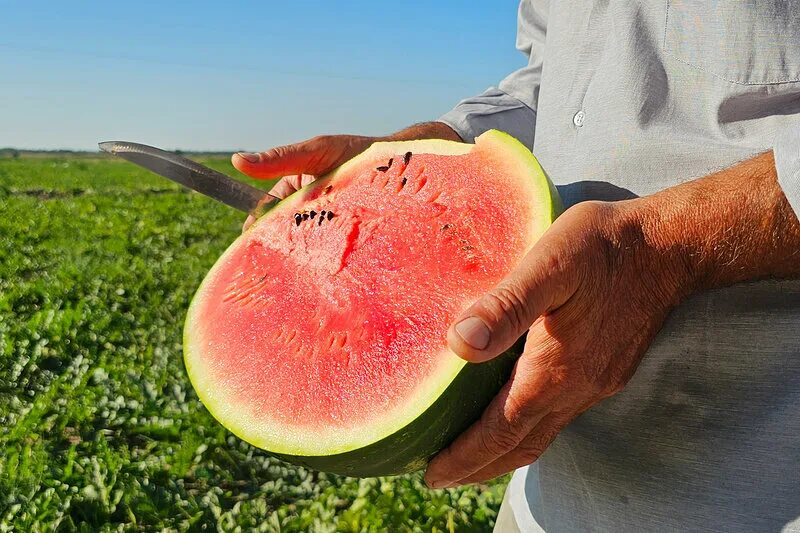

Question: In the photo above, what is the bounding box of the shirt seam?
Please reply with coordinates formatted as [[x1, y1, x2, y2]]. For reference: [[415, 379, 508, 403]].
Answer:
[[662, 0, 800, 86]]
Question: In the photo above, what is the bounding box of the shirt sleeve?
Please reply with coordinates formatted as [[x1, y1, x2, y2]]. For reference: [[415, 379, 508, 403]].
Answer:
[[774, 125, 800, 221], [438, 0, 549, 151]]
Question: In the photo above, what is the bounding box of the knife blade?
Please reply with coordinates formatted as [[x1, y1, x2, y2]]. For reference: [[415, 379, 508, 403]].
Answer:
[[98, 141, 278, 217]]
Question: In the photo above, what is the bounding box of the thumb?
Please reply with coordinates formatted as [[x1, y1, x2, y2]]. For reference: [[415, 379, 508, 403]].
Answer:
[[447, 245, 575, 363]]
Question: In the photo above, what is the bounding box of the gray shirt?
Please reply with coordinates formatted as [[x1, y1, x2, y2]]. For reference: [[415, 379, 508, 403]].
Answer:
[[438, 2, 800, 531]]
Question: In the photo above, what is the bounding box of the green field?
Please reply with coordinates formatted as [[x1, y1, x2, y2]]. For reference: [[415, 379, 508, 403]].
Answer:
[[0, 156, 506, 531]]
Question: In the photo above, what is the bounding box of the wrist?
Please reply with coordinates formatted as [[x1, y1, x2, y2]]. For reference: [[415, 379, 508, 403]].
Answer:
[[613, 199, 700, 308], [633, 151, 800, 293]]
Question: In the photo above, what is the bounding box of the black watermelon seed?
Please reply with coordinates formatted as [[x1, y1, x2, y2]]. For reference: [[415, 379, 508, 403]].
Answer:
[[325, 185, 333, 194], [294, 213, 302, 226], [404, 151, 412, 165], [302, 213, 309, 220], [326, 211, 334, 220], [401, 177, 407, 186], [309, 210, 317, 219], [376, 165, 389, 172], [318, 216, 323, 226], [320, 210, 326, 216], [387, 158, 393, 169]]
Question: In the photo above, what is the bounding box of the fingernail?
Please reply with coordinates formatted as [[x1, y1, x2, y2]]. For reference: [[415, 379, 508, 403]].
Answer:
[[236, 152, 260, 163], [454, 317, 490, 350]]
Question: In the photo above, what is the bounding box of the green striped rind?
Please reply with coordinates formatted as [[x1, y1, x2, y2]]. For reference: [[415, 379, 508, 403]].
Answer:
[[272, 341, 523, 477]]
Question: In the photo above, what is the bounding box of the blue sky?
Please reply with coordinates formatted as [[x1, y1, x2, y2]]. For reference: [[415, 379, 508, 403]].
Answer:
[[0, 1, 524, 151]]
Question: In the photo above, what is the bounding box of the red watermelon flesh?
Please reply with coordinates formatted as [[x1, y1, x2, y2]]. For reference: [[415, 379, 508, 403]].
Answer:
[[184, 130, 560, 473]]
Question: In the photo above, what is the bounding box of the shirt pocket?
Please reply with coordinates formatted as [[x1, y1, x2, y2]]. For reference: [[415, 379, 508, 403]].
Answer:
[[664, 0, 800, 85]]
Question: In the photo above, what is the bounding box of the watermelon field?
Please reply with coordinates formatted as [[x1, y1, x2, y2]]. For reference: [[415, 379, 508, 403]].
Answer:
[[0, 154, 507, 531]]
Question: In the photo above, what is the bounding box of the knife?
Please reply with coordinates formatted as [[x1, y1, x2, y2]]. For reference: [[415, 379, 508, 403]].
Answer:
[[98, 141, 278, 218]]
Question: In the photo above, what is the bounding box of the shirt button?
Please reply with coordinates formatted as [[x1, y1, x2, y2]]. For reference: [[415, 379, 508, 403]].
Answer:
[[573, 110, 585, 127]]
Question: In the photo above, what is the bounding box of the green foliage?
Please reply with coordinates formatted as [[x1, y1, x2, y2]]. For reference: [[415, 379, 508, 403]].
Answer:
[[0, 157, 507, 531]]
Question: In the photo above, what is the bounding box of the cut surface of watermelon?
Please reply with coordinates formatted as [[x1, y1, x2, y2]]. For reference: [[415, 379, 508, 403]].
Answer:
[[184, 130, 560, 475]]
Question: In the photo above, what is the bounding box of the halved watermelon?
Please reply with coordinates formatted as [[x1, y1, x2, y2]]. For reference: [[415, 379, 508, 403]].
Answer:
[[184, 130, 560, 476]]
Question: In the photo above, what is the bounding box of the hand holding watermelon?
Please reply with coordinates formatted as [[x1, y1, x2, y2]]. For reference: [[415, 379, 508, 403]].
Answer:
[[233, 135, 374, 231], [190, 130, 796, 482], [423, 199, 693, 487], [425, 151, 800, 488], [232, 122, 462, 231]]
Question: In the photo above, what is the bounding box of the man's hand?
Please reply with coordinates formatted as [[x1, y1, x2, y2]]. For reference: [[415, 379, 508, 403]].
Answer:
[[232, 122, 462, 231], [425, 200, 692, 488], [232, 134, 375, 231], [425, 151, 800, 488]]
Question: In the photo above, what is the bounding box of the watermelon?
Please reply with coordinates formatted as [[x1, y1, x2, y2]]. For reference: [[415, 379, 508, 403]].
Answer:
[[183, 130, 560, 477]]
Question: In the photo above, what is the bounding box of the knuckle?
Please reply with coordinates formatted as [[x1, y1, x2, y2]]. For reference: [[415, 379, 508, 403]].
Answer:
[[500, 390, 532, 426], [286, 174, 305, 190], [479, 401, 527, 455], [570, 200, 609, 221], [479, 426, 519, 456], [346, 135, 371, 153], [264, 144, 290, 160], [517, 431, 555, 461], [306, 135, 330, 148], [309, 135, 351, 154], [540, 250, 566, 278], [483, 285, 530, 332], [306, 136, 344, 172]]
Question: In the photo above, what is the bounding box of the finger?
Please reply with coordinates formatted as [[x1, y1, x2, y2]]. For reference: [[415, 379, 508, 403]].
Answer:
[[447, 239, 577, 363], [231, 132, 359, 180], [231, 141, 323, 179], [242, 175, 317, 233], [424, 353, 558, 489], [267, 174, 317, 199], [449, 410, 574, 486], [242, 214, 256, 232]]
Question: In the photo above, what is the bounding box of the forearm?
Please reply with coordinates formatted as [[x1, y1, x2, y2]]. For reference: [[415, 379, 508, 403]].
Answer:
[[381, 122, 463, 143], [638, 151, 800, 293]]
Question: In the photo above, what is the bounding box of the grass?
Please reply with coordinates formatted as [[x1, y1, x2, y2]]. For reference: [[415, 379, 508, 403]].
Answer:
[[0, 156, 507, 531]]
